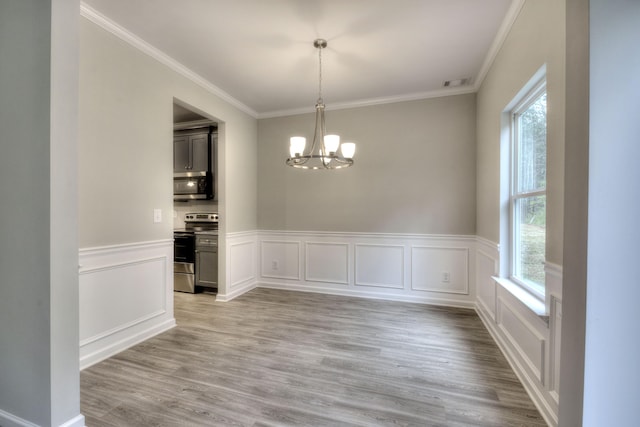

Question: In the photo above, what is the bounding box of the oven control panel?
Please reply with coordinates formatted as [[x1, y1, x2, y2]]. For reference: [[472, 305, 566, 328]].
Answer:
[[185, 213, 218, 222]]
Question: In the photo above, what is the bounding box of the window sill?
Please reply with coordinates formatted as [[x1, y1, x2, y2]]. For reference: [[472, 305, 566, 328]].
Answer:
[[492, 276, 549, 325]]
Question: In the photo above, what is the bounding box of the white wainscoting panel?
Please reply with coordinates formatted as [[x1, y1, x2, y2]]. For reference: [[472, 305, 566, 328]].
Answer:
[[411, 246, 468, 294], [261, 240, 301, 280], [497, 297, 545, 383], [545, 262, 563, 320], [78, 239, 175, 369], [229, 241, 256, 289], [476, 249, 498, 320], [475, 238, 499, 323], [217, 231, 258, 302], [305, 242, 349, 285], [549, 295, 562, 405], [474, 238, 562, 427], [80, 257, 166, 342], [257, 231, 476, 307], [355, 244, 404, 289]]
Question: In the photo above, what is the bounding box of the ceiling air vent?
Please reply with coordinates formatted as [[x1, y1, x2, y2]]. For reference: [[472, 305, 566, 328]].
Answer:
[[443, 78, 470, 88]]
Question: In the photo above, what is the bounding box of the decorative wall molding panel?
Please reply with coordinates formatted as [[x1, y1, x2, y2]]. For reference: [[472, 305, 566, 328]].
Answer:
[[229, 241, 257, 288], [355, 244, 405, 289], [306, 242, 349, 285], [78, 240, 175, 370], [545, 262, 563, 407], [261, 240, 301, 281], [257, 230, 476, 307], [475, 248, 498, 321], [549, 295, 562, 405], [545, 262, 563, 316], [497, 297, 546, 383], [218, 232, 258, 302], [411, 246, 469, 294], [474, 238, 562, 426]]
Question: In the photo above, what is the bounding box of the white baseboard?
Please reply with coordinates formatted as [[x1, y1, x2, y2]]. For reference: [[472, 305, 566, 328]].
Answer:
[[59, 414, 86, 427], [258, 280, 476, 309], [79, 318, 175, 370], [216, 279, 257, 302], [0, 411, 85, 427], [0, 410, 40, 427]]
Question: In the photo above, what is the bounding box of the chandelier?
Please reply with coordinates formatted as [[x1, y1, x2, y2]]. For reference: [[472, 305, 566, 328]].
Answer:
[[286, 39, 356, 169]]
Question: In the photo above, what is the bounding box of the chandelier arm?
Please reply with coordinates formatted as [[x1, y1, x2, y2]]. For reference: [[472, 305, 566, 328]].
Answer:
[[319, 106, 330, 169], [310, 104, 321, 157]]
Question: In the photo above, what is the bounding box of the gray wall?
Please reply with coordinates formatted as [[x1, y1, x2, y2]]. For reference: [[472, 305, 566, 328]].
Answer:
[[258, 95, 477, 235], [581, 0, 640, 424], [79, 19, 258, 249], [0, 0, 81, 425], [476, 0, 565, 265]]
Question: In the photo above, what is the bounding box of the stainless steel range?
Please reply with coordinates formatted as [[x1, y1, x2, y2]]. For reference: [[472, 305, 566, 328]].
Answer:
[[174, 213, 218, 293]]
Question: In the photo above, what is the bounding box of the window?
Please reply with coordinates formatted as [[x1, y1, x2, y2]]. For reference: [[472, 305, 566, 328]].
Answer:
[[510, 80, 546, 299]]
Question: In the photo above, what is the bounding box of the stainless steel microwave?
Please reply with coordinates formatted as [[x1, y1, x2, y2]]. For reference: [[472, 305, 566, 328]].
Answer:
[[173, 171, 213, 201]]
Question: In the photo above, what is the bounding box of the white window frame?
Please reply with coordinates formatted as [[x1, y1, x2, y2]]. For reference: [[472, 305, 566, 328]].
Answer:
[[509, 79, 547, 301]]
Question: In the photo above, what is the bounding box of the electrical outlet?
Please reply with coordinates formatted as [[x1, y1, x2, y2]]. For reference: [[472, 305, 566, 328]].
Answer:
[[271, 260, 279, 270], [153, 208, 162, 223], [442, 271, 450, 283]]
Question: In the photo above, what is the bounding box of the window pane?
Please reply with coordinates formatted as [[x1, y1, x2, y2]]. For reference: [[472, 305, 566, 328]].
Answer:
[[517, 93, 547, 193], [514, 195, 546, 287]]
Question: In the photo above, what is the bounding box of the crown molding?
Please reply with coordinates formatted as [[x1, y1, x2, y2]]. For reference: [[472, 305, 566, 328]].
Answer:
[[79, 2, 258, 119], [260, 0, 525, 119], [80, 0, 524, 121], [258, 86, 477, 119]]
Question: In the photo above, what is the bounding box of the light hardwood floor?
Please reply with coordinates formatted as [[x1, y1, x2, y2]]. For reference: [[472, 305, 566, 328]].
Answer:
[[81, 288, 546, 426]]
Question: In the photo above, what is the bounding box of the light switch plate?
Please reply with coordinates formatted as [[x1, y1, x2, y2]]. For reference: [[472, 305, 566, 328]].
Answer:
[[153, 208, 162, 223]]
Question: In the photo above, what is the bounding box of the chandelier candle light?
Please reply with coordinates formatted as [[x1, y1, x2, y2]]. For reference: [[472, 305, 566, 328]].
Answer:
[[286, 39, 356, 169]]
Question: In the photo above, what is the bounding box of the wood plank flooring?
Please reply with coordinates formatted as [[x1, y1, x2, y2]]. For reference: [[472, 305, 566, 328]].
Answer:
[[81, 288, 546, 426]]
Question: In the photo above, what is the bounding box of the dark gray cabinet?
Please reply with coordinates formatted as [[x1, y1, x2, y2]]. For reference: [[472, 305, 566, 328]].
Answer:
[[173, 130, 210, 173], [195, 234, 218, 289]]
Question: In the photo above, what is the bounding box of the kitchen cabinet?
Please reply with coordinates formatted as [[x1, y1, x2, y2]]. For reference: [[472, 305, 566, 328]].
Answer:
[[173, 130, 210, 173], [195, 234, 218, 289]]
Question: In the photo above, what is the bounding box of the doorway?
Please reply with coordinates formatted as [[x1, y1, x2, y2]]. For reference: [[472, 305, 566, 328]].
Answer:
[[172, 101, 221, 296]]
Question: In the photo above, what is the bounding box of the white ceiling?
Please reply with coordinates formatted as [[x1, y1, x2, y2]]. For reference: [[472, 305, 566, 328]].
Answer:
[[81, 0, 517, 118]]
